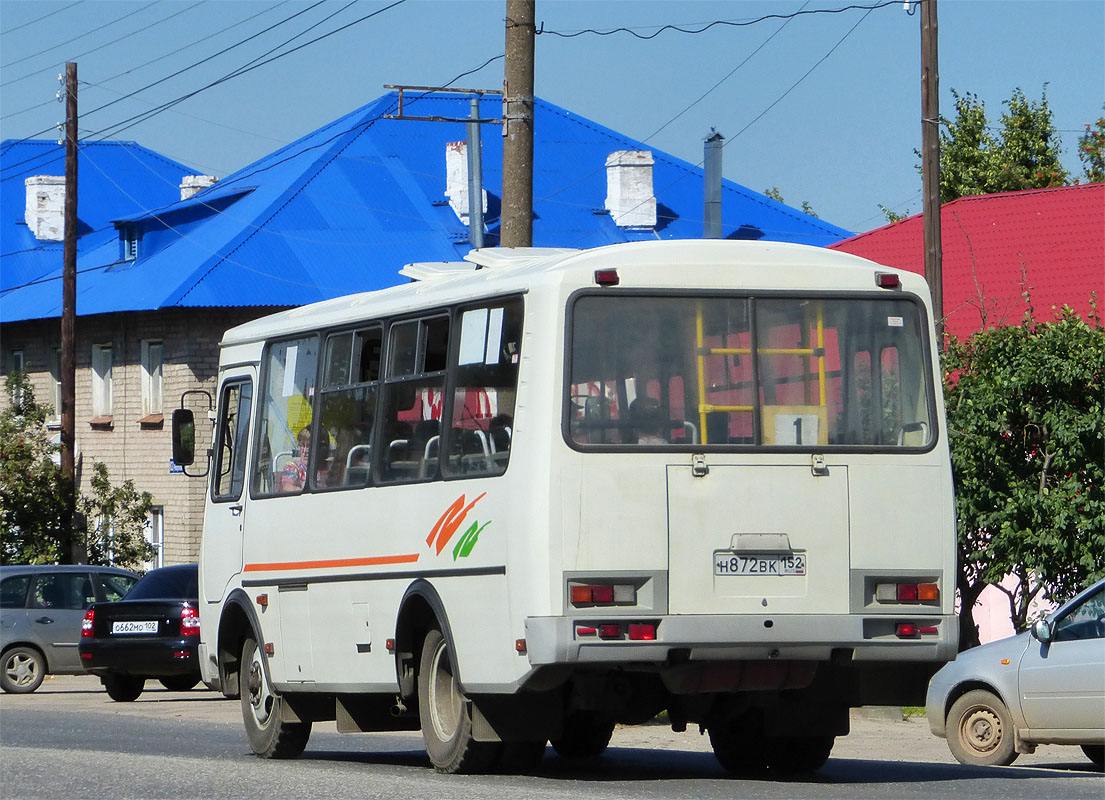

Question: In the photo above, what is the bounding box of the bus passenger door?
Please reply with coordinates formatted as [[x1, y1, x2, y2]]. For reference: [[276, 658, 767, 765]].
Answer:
[[201, 369, 256, 604]]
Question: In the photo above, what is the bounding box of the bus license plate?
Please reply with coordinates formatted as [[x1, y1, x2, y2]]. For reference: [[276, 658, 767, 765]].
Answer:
[[713, 553, 806, 576], [112, 620, 158, 634]]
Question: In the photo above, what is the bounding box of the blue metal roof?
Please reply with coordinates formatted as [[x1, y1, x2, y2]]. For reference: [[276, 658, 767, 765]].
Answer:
[[1, 93, 851, 323], [0, 139, 198, 298]]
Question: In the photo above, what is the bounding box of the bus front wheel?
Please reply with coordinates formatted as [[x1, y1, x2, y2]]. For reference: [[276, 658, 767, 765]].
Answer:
[[240, 637, 311, 759], [418, 628, 500, 773]]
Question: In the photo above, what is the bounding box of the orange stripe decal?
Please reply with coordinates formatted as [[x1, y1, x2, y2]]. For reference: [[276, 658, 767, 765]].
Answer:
[[243, 553, 420, 572]]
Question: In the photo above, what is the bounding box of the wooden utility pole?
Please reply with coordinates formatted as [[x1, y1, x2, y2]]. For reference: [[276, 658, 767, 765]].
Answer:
[[921, 0, 943, 340], [60, 61, 78, 563], [501, 0, 535, 247]]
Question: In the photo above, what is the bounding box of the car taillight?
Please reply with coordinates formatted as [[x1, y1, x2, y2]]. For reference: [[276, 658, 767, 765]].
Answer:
[[181, 605, 200, 636], [82, 608, 94, 637]]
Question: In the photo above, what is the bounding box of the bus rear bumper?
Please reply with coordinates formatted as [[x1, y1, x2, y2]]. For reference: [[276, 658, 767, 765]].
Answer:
[[524, 613, 958, 666]]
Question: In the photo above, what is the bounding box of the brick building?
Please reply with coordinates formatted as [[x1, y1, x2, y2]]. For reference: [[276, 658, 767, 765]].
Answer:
[[2, 92, 849, 565]]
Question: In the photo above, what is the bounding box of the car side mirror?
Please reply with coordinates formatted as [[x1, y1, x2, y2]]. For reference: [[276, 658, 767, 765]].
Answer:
[[172, 409, 196, 466], [1030, 618, 1052, 643]]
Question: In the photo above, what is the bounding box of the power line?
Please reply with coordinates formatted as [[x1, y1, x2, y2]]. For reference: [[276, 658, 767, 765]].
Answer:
[[0, 2, 81, 36], [1, 2, 158, 71], [89, 0, 408, 142], [1, 2, 204, 91], [1, 2, 291, 122], [536, 1, 908, 40]]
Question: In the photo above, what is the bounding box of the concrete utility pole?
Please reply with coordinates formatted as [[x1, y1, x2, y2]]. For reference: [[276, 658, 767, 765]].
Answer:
[[60, 61, 78, 564], [920, 0, 943, 340], [501, 0, 535, 247]]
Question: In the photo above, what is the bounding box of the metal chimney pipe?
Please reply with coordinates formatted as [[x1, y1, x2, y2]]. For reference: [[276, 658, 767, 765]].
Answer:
[[703, 129, 724, 239], [466, 97, 485, 249]]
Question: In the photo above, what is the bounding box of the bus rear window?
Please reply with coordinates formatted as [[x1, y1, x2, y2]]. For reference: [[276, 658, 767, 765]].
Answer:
[[567, 294, 934, 449]]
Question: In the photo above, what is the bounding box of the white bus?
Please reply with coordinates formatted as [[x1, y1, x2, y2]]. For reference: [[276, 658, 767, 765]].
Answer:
[[173, 240, 957, 775]]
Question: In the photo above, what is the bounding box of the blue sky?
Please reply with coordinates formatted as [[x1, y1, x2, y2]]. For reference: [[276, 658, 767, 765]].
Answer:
[[1, 0, 1102, 234]]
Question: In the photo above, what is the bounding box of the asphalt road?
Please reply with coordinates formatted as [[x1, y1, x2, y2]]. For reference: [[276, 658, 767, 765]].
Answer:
[[1, 675, 1102, 800]]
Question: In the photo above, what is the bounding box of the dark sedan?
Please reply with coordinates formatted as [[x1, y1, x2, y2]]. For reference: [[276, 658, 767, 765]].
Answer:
[[79, 564, 202, 702]]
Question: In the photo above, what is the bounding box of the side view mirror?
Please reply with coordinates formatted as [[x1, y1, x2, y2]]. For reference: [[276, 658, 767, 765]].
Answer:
[[1030, 618, 1052, 643], [172, 409, 196, 466]]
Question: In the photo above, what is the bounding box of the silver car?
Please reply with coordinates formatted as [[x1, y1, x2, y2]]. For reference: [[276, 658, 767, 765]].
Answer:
[[926, 576, 1105, 769], [1, 565, 139, 693]]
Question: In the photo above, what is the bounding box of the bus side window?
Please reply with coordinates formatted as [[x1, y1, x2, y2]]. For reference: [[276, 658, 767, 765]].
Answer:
[[318, 327, 380, 489], [446, 300, 522, 476], [212, 379, 253, 501], [251, 335, 320, 496], [378, 316, 449, 483]]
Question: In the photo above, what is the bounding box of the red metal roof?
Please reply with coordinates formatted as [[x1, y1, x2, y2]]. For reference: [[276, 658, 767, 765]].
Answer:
[[830, 183, 1104, 341]]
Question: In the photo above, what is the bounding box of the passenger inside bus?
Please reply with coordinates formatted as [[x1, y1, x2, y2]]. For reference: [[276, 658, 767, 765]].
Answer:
[[630, 397, 666, 445]]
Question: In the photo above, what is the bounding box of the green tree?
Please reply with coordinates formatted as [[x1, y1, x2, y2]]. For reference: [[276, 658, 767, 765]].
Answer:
[[923, 87, 1069, 203], [1078, 108, 1105, 183], [944, 305, 1105, 649], [0, 373, 68, 564], [763, 186, 818, 218], [0, 371, 156, 569], [78, 462, 156, 569]]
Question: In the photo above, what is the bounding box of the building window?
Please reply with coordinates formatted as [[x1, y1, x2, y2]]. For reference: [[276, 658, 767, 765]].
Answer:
[[143, 507, 164, 571], [51, 348, 62, 423], [121, 224, 139, 261], [140, 340, 163, 417], [91, 344, 113, 417], [10, 350, 24, 406]]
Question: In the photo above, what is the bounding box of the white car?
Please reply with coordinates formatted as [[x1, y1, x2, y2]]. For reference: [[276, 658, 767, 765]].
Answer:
[[926, 577, 1105, 768]]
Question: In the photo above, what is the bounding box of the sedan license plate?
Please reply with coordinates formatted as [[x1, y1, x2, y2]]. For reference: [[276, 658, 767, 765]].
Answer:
[[714, 552, 806, 576], [112, 620, 159, 634]]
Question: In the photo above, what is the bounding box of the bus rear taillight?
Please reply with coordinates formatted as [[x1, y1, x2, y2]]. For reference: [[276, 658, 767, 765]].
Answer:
[[569, 583, 637, 607], [875, 582, 939, 603]]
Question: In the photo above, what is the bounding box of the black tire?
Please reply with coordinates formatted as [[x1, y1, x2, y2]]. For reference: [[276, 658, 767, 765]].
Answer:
[[1082, 744, 1104, 770], [764, 735, 835, 773], [240, 637, 311, 759], [708, 722, 768, 775], [946, 689, 1019, 767], [551, 711, 616, 759], [103, 674, 145, 702], [495, 740, 547, 773], [1, 646, 46, 694], [159, 675, 200, 692], [417, 628, 501, 774]]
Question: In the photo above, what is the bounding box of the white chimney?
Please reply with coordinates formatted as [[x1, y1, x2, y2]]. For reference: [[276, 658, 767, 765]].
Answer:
[[605, 150, 656, 229], [180, 174, 217, 201], [444, 141, 486, 224], [24, 176, 66, 241]]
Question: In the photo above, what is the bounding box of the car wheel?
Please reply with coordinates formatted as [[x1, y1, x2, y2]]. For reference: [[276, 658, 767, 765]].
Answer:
[[764, 735, 835, 773], [417, 628, 500, 774], [550, 710, 615, 759], [946, 689, 1019, 766], [1, 646, 46, 694], [1082, 744, 1104, 770], [159, 676, 200, 692], [240, 637, 310, 758], [103, 674, 145, 702]]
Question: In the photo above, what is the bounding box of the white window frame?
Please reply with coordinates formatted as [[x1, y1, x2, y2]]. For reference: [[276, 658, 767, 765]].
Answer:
[[10, 350, 25, 406], [50, 347, 62, 424], [140, 339, 163, 416], [91, 343, 113, 417], [143, 507, 164, 570]]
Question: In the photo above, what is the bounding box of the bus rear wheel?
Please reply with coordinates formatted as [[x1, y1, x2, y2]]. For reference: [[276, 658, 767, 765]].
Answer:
[[240, 637, 311, 759], [418, 628, 500, 774], [764, 735, 835, 773], [551, 711, 615, 759]]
